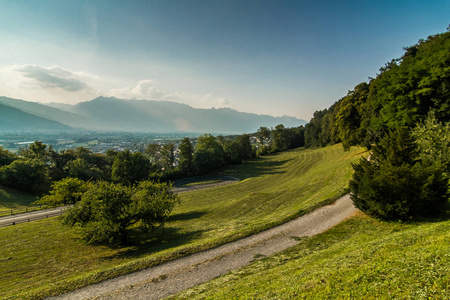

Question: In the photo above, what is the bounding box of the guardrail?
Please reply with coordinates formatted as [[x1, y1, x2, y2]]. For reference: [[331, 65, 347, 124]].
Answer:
[[0, 208, 65, 228], [0, 206, 44, 217]]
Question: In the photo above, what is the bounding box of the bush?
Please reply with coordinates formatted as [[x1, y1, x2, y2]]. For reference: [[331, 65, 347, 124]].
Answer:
[[350, 127, 449, 221]]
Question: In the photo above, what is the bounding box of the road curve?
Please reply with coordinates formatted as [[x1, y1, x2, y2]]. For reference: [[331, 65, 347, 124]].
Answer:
[[50, 194, 357, 300]]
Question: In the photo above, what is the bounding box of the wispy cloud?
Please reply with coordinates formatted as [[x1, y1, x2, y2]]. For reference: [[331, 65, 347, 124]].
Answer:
[[200, 93, 236, 109], [15, 65, 93, 92], [0, 64, 101, 103], [110, 79, 177, 100]]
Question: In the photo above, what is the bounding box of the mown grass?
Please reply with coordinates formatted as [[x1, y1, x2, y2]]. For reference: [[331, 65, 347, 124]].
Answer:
[[172, 210, 450, 299], [0, 144, 366, 299], [0, 185, 39, 214], [181, 179, 222, 187]]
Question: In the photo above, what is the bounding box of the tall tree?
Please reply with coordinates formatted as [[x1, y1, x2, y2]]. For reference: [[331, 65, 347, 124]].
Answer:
[[193, 134, 225, 174], [178, 137, 194, 174], [160, 143, 175, 170], [256, 126, 271, 146]]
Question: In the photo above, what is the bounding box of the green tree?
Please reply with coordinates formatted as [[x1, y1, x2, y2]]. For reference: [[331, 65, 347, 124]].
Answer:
[[18, 141, 51, 162], [223, 140, 241, 164], [0, 146, 17, 167], [37, 178, 89, 207], [0, 158, 50, 194], [235, 134, 253, 160], [61, 181, 179, 246], [145, 144, 161, 167], [111, 150, 154, 185], [271, 124, 289, 151], [178, 137, 194, 174], [160, 143, 175, 171], [335, 82, 370, 150], [193, 134, 225, 174], [256, 126, 271, 146], [413, 111, 450, 174], [350, 127, 449, 220]]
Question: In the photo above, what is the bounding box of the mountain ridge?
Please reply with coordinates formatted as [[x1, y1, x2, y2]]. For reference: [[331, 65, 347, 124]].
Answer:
[[0, 96, 306, 134]]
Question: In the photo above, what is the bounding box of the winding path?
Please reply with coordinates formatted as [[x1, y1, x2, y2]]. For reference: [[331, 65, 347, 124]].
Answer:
[[50, 194, 357, 300]]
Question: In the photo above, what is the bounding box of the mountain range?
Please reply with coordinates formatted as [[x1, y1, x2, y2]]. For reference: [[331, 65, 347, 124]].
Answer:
[[0, 96, 306, 134]]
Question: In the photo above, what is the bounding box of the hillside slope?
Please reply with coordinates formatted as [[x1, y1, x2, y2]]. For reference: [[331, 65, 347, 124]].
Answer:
[[69, 96, 306, 133], [0, 96, 88, 129], [174, 211, 450, 299], [0, 103, 71, 131], [0, 144, 364, 299]]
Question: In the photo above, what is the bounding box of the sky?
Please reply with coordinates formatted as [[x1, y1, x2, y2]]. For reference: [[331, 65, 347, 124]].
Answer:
[[0, 0, 448, 120]]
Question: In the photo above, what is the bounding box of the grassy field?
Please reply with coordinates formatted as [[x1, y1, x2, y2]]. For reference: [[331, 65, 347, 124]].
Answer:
[[172, 210, 450, 299], [0, 144, 366, 299], [0, 185, 40, 215]]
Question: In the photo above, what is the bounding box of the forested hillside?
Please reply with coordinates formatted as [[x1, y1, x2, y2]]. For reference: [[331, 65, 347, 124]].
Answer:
[[305, 30, 449, 149], [304, 29, 450, 221]]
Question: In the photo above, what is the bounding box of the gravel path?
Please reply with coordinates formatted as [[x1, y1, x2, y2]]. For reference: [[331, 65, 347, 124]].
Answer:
[[50, 194, 357, 300]]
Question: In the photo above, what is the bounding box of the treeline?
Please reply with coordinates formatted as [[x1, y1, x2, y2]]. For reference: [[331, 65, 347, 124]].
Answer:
[[305, 29, 450, 220], [304, 30, 450, 150], [0, 125, 305, 195]]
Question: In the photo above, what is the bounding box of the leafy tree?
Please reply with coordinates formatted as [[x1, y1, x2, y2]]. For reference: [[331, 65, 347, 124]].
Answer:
[[223, 140, 241, 164], [234, 134, 253, 160], [0, 146, 17, 167], [413, 111, 450, 174], [61, 181, 179, 246], [350, 127, 449, 220], [335, 82, 370, 150], [145, 143, 161, 167], [0, 158, 50, 194], [193, 134, 225, 174], [256, 126, 271, 145], [178, 137, 194, 174], [160, 143, 175, 170], [36, 178, 89, 207], [271, 124, 289, 151], [18, 141, 51, 162], [111, 150, 154, 185]]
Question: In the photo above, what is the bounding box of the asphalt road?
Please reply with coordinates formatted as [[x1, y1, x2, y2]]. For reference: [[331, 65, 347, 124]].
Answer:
[[0, 175, 240, 227], [0, 206, 68, 227]]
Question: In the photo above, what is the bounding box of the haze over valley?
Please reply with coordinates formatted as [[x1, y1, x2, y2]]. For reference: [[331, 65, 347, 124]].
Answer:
[[0, 96, 305, 134]]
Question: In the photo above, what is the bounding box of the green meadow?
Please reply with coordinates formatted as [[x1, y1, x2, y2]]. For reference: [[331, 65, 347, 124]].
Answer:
[[172, 210, 450, 299], [0, 144, 365, 299]]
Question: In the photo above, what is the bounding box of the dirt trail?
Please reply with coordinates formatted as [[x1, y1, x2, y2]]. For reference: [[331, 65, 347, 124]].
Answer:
[[50, 194, 357, 300]]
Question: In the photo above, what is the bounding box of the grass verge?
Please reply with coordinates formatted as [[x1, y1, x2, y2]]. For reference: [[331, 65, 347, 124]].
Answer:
[[0, 185, 41, 215], [0, 144, 366, 299], [171, 211, 450, 299]]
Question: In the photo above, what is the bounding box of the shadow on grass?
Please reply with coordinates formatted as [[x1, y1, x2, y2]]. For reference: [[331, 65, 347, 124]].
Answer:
[[104, 227, 208, 261], [100, 210, 209, 260], [223, 156, 294, 180], [168, 211, 207, 222]]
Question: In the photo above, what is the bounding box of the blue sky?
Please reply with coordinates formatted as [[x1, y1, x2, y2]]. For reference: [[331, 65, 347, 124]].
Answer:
[[0, 0, 448, 120]]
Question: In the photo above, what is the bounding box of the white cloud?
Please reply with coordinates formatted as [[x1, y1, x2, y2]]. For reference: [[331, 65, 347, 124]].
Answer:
[[15, 65, 94, 92], [110, 79, 177, 100], [0, 64, 101, 103], [199, 93, 236, 109]]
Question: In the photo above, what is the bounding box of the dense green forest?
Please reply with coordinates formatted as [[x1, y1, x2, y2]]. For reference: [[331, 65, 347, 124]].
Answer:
[[305, 29, 450, 220]]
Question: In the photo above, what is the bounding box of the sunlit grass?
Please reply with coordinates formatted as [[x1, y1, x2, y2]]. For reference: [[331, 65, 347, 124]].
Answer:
[[0, 144, 365, 299], [0, 185, 39, 214], [172, 211, 450, 299]]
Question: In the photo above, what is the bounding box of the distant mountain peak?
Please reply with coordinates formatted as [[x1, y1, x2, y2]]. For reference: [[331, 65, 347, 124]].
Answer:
[[0, 96, 307, 134]]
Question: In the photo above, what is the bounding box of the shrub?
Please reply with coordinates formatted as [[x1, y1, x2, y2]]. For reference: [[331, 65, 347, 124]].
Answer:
[[350, 127, 449, 220]]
